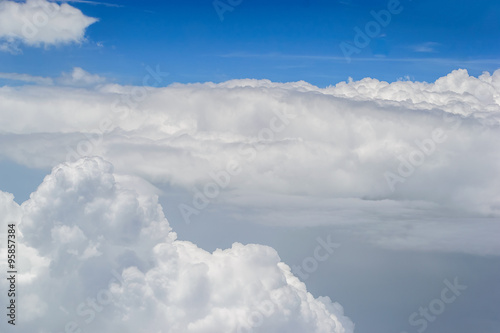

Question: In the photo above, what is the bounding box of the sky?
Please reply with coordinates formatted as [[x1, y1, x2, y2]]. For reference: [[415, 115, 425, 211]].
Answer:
[[0, 0, 499, 86], [0, 1, 499, 333]]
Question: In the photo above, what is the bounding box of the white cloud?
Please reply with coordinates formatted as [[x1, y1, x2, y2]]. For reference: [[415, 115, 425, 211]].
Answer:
[[410, 42, 440, 53], [0, 0, 97, 52], [58, 67, 107, 86], [0, 71, 54, 85], [0, 157, 354, 332], [62, 0, 123, 7], [0, 68, 500, 255], [0, 67, 106, 86], [0, 40, 22, 54]]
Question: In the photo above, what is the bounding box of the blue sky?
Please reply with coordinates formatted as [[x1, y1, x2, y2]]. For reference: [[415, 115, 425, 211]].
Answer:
[[1, 0, 499, 86]]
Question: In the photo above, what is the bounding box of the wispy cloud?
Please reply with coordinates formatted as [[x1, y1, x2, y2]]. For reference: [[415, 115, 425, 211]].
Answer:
[[0, 72, 54, 85], [0, 67, 106, 86], [411, 42, 441, 53], [0, 41, 21, 55], [60, 0, 123, 8], [217, 51, 500, 66]]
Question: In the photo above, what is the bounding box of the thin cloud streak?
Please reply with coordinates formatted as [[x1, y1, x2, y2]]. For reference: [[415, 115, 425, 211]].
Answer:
[[60, 0, 123, 8], [217, 52, 500, 65], [0, 72, 54, 85]]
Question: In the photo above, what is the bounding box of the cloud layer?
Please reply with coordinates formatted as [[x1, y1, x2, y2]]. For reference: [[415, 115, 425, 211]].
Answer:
[[0, 157, 353, 332], [0, 68, 499, 255], [0, 0, 97, 53]]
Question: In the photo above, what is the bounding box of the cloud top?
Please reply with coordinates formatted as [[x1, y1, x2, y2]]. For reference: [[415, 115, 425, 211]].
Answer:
[[1, 68, 499, 255], [0, 157, 354, 333]]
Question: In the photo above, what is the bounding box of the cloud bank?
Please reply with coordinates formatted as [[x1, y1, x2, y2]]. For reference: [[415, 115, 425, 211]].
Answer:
[[0, 157, 353, 333], [0, 68, 499, 255], [0, 0, 97, 53]]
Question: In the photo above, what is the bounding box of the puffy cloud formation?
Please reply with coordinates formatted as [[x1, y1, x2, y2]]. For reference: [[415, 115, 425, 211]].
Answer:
[[0, 157, 353, 332], [0, 0, 97, 53], [58, 66, 107, 86], [0, 68, 499, 254], [329, 69, 500, 116]]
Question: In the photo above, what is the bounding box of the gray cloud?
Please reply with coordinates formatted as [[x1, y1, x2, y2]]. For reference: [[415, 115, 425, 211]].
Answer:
[[0, 68, 499, 255]]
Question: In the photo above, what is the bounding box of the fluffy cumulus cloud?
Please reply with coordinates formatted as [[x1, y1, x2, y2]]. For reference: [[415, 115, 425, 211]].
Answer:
[[0, 157, 353, 332], [0, 0, 97, 53], [0, 68, 500, 254]]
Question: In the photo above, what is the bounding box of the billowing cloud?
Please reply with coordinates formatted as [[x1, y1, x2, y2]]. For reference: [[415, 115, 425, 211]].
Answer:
[[0, 68, 499, 255], [0, 0, 97, 52], [0, 157, 354, 332]]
